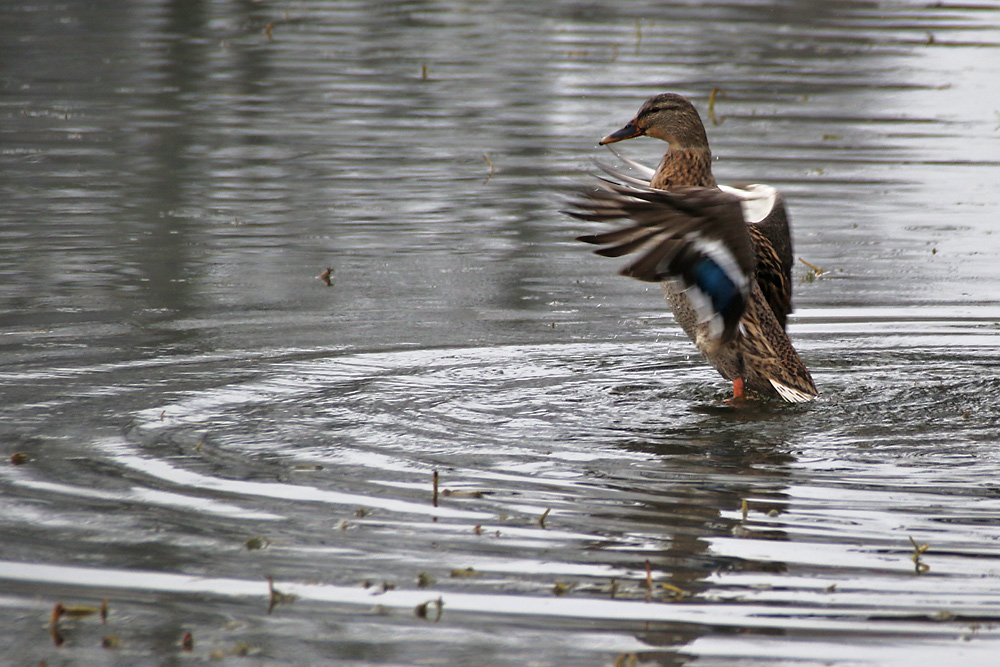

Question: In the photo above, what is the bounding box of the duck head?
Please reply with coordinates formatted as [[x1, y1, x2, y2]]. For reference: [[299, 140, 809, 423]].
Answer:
[[600, 93, 710, 150]]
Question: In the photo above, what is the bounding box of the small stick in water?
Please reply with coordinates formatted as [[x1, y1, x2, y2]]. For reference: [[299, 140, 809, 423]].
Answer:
[[644, 560, 653, 602], [482, 154, 495, 184]]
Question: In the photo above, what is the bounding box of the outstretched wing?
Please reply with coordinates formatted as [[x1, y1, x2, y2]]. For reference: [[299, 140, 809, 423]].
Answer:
[[566, 165, 756, 344], [720, 183, 795, 330]]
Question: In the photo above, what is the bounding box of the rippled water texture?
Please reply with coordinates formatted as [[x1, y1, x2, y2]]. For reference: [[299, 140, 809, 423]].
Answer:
[[2, 1, 1000, 665]]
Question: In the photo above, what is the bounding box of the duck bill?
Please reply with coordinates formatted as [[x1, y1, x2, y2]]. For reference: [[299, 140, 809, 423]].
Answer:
[[599, 119, 643, 145]]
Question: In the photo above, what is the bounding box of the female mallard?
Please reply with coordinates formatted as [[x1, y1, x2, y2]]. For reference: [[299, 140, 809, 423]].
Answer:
[[568, 93, 818, 403]]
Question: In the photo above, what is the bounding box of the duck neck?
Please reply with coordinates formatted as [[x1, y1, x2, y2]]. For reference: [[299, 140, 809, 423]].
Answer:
[[650, 148, 716, 190]]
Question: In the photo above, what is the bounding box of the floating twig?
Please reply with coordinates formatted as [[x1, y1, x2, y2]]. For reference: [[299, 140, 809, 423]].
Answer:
[[267, 576, 298, 613], [909, 536, 930, 574], [798, 257, 825, 274], [538, 507, 551, 529], [644, 560, 653, 602], [49, 602, 65, 647], [482, 153, 495, 184], [661, 582, 686, 601], [432, 470, 439, 507], [708, 88, 726, 125], [799, 257, 827, 283]]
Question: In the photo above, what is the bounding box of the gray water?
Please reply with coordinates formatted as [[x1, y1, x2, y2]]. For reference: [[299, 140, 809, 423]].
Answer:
[[2, 1, 1000, 665]]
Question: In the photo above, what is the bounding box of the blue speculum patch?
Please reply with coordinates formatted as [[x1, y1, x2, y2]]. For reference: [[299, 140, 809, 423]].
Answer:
[[692, 258, 739, 316]]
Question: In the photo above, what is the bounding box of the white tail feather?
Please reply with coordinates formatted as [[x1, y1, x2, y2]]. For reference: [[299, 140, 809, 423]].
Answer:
[[768, 378, 818, 403]]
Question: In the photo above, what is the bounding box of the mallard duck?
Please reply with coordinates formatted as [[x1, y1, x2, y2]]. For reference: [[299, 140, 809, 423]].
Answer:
[[567, 93, 818, 403]]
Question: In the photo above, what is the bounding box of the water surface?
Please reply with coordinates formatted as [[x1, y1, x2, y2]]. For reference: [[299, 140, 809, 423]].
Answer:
[[2, 1, 1000, 665]]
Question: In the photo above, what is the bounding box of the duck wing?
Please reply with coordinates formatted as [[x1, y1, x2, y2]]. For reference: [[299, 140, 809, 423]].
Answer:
[[719, 184, 795, 330], [567, 166, 755, 344]]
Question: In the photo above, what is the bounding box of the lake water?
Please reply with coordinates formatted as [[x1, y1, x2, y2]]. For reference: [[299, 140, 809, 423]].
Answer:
[[2, 1, 1000, 665]]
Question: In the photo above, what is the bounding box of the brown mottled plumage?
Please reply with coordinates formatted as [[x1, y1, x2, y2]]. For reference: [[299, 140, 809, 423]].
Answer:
[[574, 93, 818, 402]]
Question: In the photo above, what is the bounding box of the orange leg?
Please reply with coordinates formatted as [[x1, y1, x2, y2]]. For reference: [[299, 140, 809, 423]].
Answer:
[[733, 377, 745, 400]]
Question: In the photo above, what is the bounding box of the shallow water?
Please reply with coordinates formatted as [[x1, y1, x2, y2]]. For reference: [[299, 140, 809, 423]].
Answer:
[[2, 1, 1000, 665]]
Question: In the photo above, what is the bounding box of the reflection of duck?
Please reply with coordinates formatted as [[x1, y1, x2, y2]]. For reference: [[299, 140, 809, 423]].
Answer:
[[568, 93, 818, 402]]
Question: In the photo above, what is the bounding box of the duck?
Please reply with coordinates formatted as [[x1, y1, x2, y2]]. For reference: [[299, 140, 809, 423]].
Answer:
[[567, 93, 818, 403]]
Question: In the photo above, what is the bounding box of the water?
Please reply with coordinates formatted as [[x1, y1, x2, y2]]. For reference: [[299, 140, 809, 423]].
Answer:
[[2, 1, 1000, 665]]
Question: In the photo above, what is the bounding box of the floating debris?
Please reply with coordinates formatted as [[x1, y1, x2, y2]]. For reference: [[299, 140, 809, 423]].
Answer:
[[60, 604, 100, 619], [661, 582, 686, 601], [441, 489, 484, 499], [708, 87, 726, 125], [449, 567, 478, 578], [552, 582, 574, 596], [318, 267, 333, 286], [538, 508, 551, 529], [614, 652, 639, 667], [10, 452, 28, 465], [799, 257, 827, 282], [49, 603, 65, 647], [101, 635, 121, 650], [644, 560, 653, 602], [100, 598, 108, 624], [232, 643, 261, 657], [909, 536, 930, 574], [264, 22, 275, 40], [245, 536, 270, 551], [441, 489, 486, 498], [731, 524, 753, 538], [741, 498, 748, 522], [267, 576, 298, 613], [417, 572, 435, 588], [414, 597, 443, 621], [483, 154, 495, 184], [181, 632, 194, 652]]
